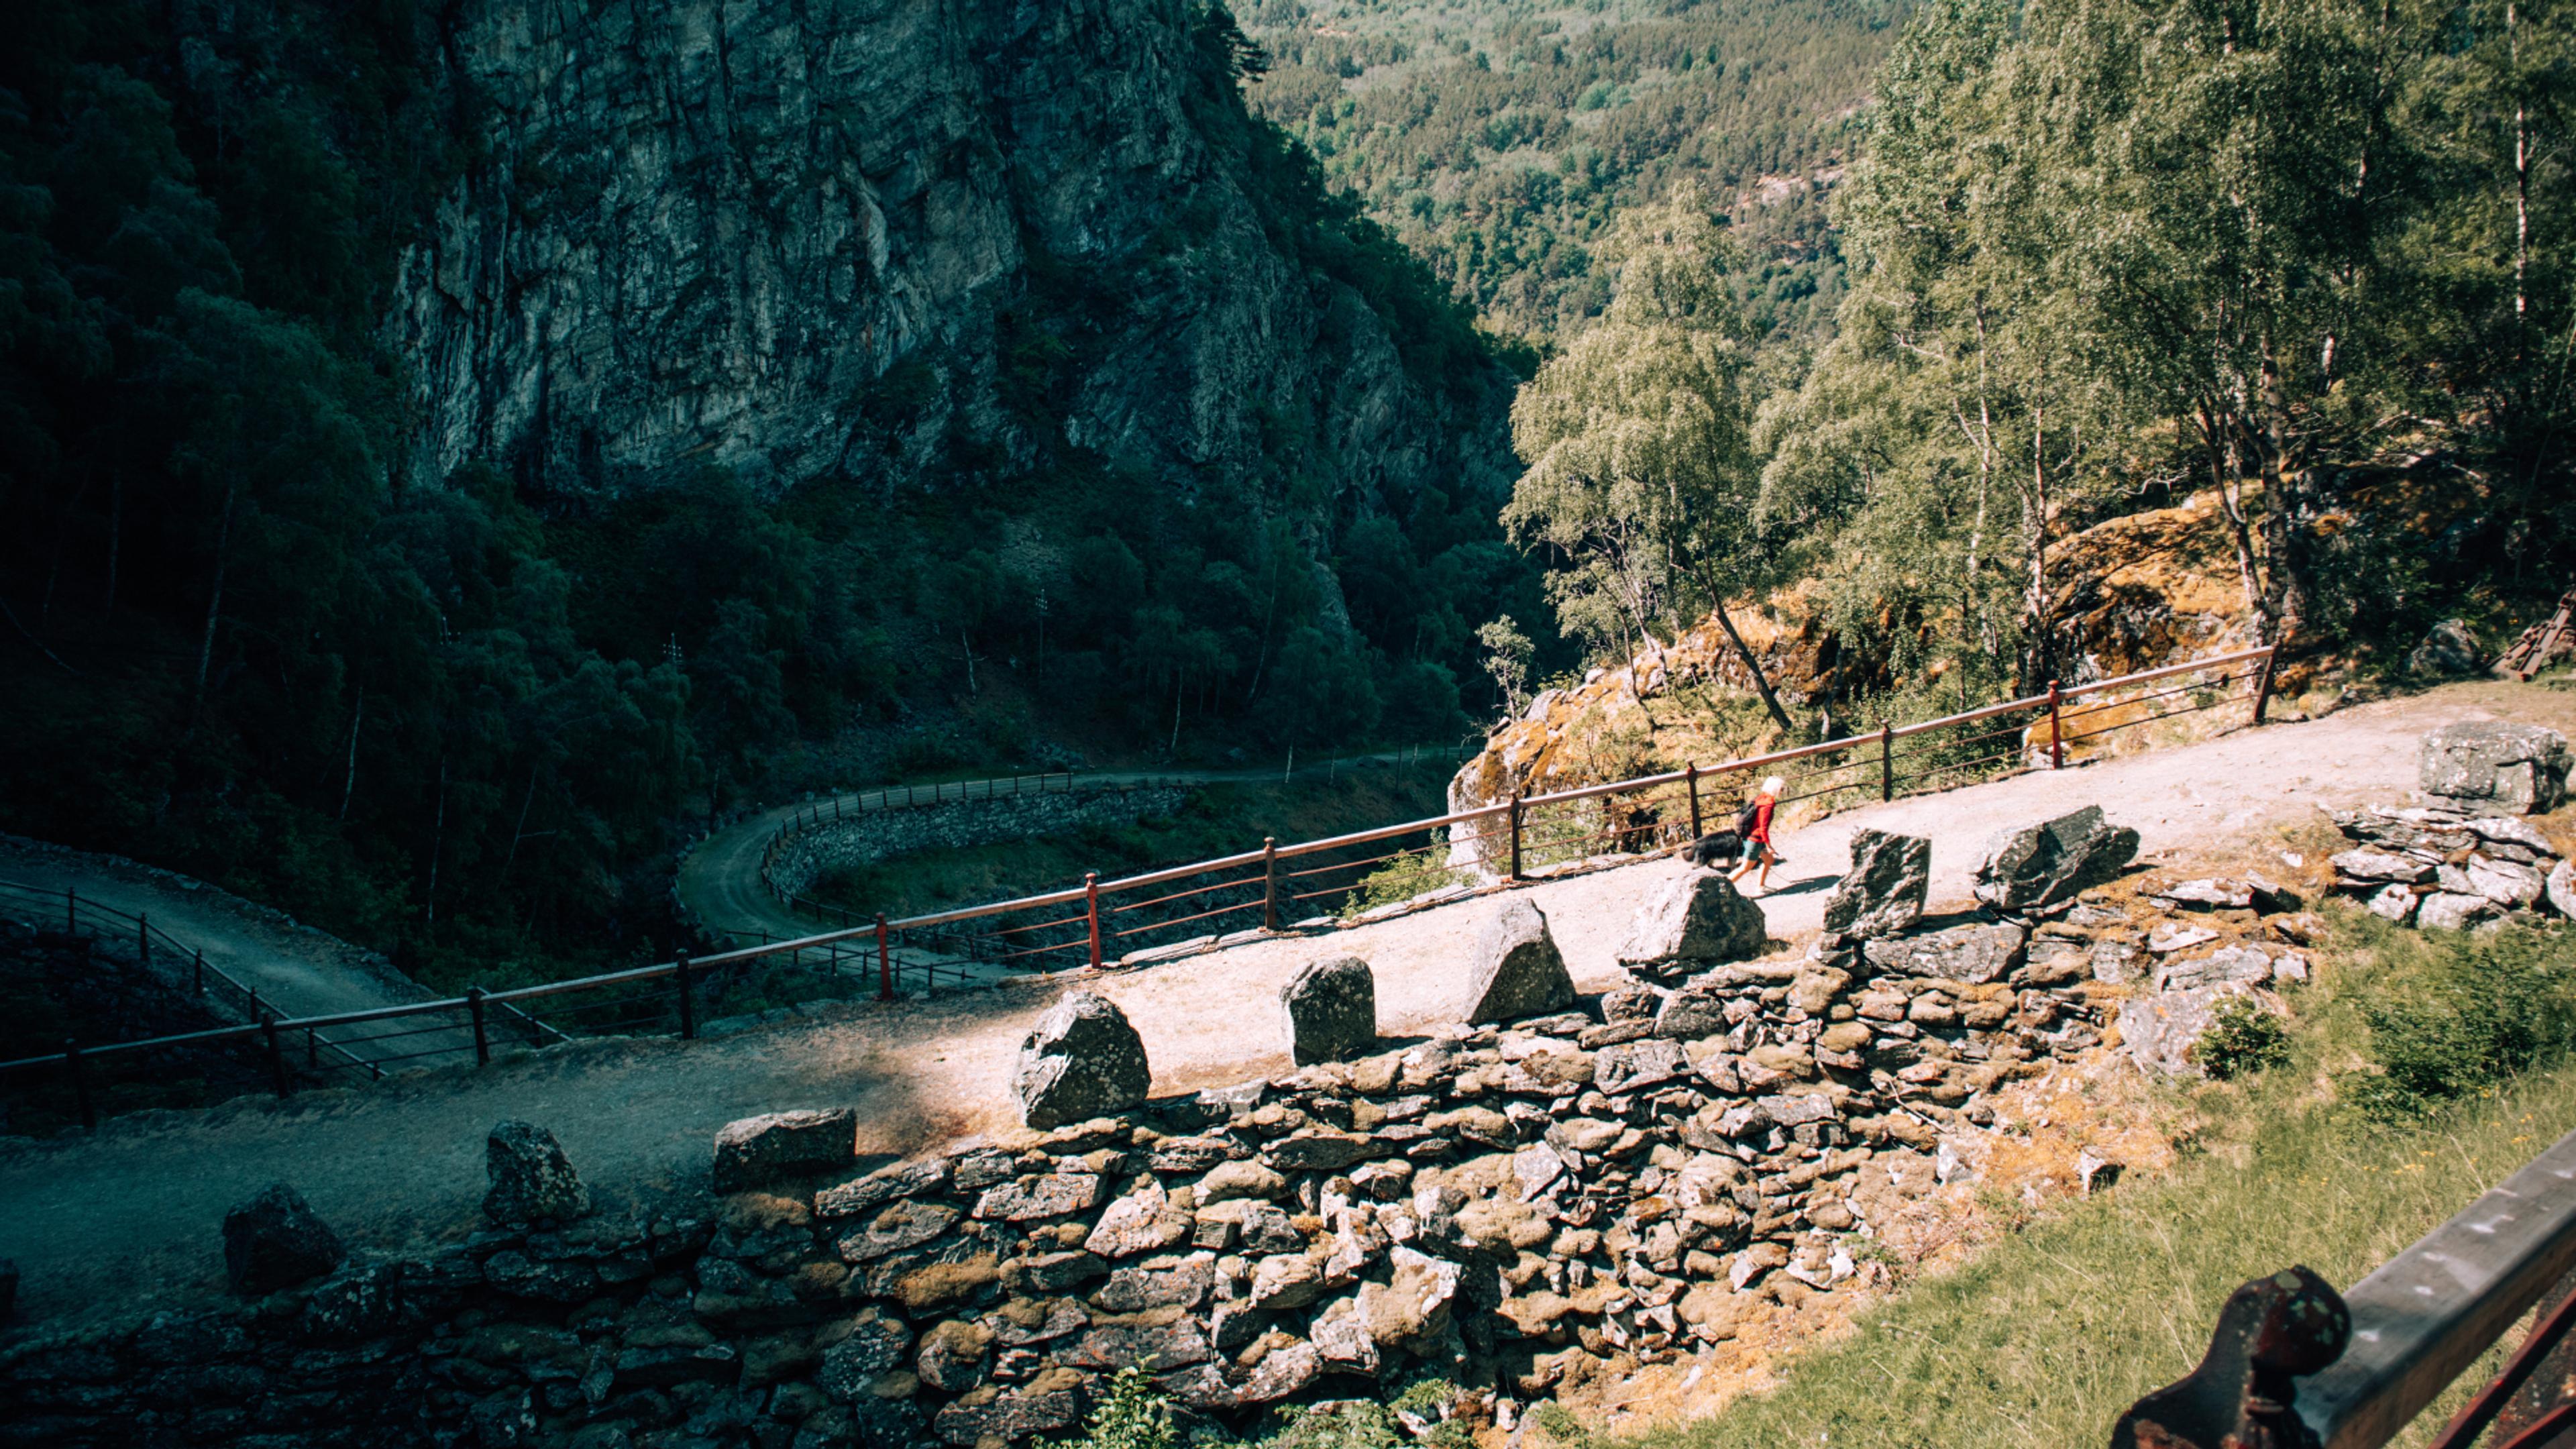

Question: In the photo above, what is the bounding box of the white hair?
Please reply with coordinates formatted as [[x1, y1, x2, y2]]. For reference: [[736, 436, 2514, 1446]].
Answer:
[[1762, 775, 1785, 796]]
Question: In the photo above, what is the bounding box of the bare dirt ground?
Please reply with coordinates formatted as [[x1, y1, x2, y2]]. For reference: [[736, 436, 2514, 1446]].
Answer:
[[3, 681, 2569, 1334]]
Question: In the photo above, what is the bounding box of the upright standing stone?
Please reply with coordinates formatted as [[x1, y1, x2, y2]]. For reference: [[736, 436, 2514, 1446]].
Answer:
[[222, 1183, 346, 1295], [1972, 805, 2140, 912], [2420, 721, 2571, 814], [1012, 991, 1152, 1129], [484, 1120, 590, 1225], [1614, 872, 1767, 983], [1279, 957, 1377, 1065], [1821, 829, 1930, 939], [1462, 898, 1576, 1023]]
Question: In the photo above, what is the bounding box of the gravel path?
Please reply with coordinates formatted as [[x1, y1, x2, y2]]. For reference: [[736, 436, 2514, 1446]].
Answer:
[[0, 835, 439, 1042], [3, 683, 2567, 1332]]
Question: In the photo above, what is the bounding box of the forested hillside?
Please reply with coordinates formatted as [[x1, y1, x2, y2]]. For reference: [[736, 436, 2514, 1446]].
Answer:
[[1241, 0, 1904, 342], [1474, 0, 2576, 796], [0, 0, 1567, 987]]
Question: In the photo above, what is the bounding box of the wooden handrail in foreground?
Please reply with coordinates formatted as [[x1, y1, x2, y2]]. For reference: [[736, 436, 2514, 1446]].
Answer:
[[2116, 1125, 2576, 1449]]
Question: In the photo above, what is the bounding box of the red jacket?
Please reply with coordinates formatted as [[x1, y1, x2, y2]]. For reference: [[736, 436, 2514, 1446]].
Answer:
[[1749, 794, 1777, 843]]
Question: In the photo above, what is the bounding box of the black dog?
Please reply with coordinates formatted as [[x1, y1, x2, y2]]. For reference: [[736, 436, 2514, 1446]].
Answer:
[[1678, 830, 1746, 869]]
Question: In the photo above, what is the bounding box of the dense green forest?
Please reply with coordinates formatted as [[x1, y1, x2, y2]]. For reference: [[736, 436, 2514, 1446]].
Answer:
[[0, 0, 1562, 987], [1240, 0, 1905, 343], [1497, 0, 2576, 726]]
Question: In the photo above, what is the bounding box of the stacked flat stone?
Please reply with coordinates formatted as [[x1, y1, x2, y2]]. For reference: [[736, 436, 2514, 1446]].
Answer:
[[2327, 804, 2567, 930]]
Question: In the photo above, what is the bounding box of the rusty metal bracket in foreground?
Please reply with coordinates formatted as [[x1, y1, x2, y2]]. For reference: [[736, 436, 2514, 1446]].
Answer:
[[2114, 1267, 2351, 1449], [2115, 1126, 2576, 1449]]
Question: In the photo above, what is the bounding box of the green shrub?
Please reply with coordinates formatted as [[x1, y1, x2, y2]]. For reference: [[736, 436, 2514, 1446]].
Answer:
[[1250, 1401, 1403, 1449], [1341, 848, 1468, 919], [2345, 926, 2576, 1120], [2194, 995, 2292, 1080], [1055, 1369, 1176, 1449]]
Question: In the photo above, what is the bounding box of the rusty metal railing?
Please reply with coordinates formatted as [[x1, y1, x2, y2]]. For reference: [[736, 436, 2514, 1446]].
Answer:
[[0, 647, 2271, 1128]]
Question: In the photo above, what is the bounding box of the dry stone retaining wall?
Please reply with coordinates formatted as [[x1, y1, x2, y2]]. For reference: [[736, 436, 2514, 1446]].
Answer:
[[0, 919, 2119, 1448], [763, 790, 1193, 903]]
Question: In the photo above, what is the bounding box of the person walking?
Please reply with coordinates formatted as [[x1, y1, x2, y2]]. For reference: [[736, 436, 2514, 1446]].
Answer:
[[1729, 775, 1784, 893]]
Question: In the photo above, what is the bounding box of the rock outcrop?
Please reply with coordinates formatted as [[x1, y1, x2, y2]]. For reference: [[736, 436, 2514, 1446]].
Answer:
[[1614, 873, 1767, 983], [221, 1183, 346, 1296], [1973, 806, 2140, 912], [1821, 830, 1929, 939], [2420, 721, 2571, 814], [1013, 991, 1152, 1128], [389, 0, 1515, 527], [483, 1120, 589, 1226], [1279, 958, 1378, 1066], [1462, 899, 1575, 1023]]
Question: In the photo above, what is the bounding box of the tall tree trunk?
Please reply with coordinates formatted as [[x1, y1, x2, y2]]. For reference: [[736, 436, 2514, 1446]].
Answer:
[[2255, 332, 2310, 639], [1170, 674, 1183, 757], [426, 755, 447, 928], [1704, 592, 1795, 733], [2200, 405, 2278, 642], [2514, 1, 2530, 333], [502, 762, 539, 879], [193, 480, 237, 723], [339, 693, 364, 819], [103, 472, 121, 619]]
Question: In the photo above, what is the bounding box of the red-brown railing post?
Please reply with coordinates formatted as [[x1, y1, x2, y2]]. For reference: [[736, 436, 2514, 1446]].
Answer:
[[2252, 648, 2277, 725], [1085, 873, 1103, 969], [193, 948, 205, 996], [1879, 721, 1895, 800], [468, 985, 490, 1066], [2047, 680, 2064, 769], [1685, 764, 1703, 838], [876, 914, 892, 1002], [1508, 792, 1525, 882], [64, 1036, 94, 1132], [674, 949, 696, 1040], [262, 1013, 290, 1097], [1262, 839, 1280, 932]]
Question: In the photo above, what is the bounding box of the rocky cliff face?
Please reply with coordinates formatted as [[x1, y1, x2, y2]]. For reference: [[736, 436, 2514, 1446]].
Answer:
[[390, 0, 1514, 515]]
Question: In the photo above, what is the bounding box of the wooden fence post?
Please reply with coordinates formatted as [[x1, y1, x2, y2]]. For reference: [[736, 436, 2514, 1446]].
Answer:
[[1263, 838, 1280, 932], [877, 915, 893, 1002], [262, 1013, 290, 1097], [1686, 764, 1703, 839], [468, 985, 490, 1066], [2047, 680, 2065, 770], [1085, 873, 1103, 970], [674, 949, 696, 1040], [1880, 722, 1895, 801], [2252, 649, 2277, 725], [1508, 792, 1525, 882], [64, 1037, 94, 1132]]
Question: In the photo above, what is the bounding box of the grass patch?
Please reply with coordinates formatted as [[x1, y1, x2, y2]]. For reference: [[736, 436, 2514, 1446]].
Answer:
[[1649, 912, 2576, 1448]]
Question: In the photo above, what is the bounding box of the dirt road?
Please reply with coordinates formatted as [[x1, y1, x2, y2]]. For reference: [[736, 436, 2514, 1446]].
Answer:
[[3, 683, 2565, 1332]]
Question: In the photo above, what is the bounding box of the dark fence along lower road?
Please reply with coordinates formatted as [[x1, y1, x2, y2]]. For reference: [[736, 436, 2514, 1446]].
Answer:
[[0, 648, 2274, 1128]]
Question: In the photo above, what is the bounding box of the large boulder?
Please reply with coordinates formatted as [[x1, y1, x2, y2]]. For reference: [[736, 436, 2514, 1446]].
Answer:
[[1972, 806, 2140, 912], [1614, 872, 1766, 983], [1462, 898, 1576, 1022], [1279, 957, 1377, 1065], [2118, 985, 2261, 1077], [1012, 991, 1151, 1129], [710, 1109, 858, 1193], [222, 1182, 347, 1295], [483, 1120, 588, 1225], [1821, 830, 1930, 939], [2408, 619, 2485, 677], [2421, 721, 2570, 814]]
